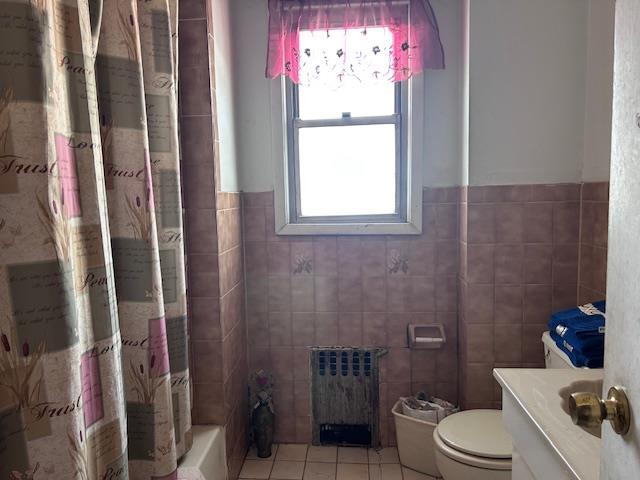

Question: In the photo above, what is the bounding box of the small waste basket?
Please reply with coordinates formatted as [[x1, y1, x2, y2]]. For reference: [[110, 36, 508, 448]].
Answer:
[[392, 396, 458, 477]]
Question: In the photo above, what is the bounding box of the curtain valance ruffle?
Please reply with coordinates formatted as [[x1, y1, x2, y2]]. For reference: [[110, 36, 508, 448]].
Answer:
[[266, 0, 445, 86]]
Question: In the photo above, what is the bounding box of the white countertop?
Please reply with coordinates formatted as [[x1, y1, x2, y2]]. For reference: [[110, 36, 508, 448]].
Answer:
[[494, 368, 603, 480]]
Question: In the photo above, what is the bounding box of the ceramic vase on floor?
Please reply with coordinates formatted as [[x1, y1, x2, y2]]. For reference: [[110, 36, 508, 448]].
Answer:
[[252, 394, 275, 458], [250, 369, 275, 458]]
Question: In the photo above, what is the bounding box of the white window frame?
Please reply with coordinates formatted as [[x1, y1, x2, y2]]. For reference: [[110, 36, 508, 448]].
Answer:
[[270, 75, 424, 235]]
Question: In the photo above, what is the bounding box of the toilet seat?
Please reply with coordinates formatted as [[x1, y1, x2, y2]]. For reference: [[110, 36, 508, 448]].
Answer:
[[434, 409, 512, 471], [433, 428, 511, 470]]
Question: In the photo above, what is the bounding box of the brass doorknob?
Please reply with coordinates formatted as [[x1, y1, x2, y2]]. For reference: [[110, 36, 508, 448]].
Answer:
[[569, 386, 631, 435]]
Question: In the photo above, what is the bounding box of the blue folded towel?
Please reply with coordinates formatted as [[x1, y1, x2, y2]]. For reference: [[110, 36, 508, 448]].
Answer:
[[554, 336, 604, 368], [548, 301, 606, 336], [554, 329, 604, 355], [559, 345, 603, 368], [551, 332, 604, 365], [548, 301, 606, 368]]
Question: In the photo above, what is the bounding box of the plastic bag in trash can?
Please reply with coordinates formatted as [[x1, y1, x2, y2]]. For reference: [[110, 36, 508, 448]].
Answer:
[[400, 395, 459, 423]]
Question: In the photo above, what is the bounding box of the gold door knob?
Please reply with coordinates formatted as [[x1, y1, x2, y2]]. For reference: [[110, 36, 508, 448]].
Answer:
[[569, 386, 631, 435]]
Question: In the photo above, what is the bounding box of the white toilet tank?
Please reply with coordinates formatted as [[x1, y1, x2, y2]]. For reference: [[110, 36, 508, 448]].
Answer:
[[541, 331, 583, 369]]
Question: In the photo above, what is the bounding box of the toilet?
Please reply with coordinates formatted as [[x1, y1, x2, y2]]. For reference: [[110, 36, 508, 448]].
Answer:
[[432, 331, 594, 479], [432, 409, 512, 480]]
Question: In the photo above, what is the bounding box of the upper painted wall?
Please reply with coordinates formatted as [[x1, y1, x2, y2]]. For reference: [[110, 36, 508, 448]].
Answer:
[[230, 0, 273, 192], [468, 0, 585, 185], [582, 0, 615, 182], [467, 0, 614, 186], [212, 0, 240, 192], [229, 0, 613, 191], [422, 0, 464, 187], [231, 0, 464, 191]]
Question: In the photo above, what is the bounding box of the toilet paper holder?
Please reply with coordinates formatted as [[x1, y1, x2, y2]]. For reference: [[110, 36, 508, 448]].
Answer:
[[407, 324, 446, 349]]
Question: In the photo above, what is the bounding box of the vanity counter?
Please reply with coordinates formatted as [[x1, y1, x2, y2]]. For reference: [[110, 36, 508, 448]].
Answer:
[[494, 368, 603, 480]]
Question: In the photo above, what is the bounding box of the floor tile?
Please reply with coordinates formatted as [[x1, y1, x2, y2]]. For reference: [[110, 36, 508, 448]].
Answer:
[[337, 463, 369, 480], [379, 464, 403, 480], [307, 445, 338, 463], [246, 444, 279, 461], [401, 466, 438, 480], [368, 465, 382, 480], [243, 444, 416, 480], [277, 444, 310, 462], [240, 459, 274, 479], [367, 447, 399, 464], [303, 461, 337, 480], [271, 461, 306, 479], [337, 447, 369, 464]]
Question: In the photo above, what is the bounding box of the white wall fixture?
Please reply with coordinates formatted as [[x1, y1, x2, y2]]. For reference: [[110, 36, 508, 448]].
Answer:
[[407, 324, 446, 349]]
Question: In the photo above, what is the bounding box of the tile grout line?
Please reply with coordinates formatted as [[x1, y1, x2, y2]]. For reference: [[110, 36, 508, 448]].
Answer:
[[240, 445, 439, 480]]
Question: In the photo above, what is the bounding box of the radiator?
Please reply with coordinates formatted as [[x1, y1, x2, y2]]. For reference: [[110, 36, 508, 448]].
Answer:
[[310, 347, 383, 447]]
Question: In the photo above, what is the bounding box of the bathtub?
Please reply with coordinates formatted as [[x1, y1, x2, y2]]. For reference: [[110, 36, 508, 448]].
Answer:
[[178, 426, 227, 480]]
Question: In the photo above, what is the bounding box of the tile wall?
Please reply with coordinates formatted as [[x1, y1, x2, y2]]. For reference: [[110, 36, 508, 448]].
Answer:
[[178, 0, 248, 477], [241, 183, 609, 442], [217, 193, 249, 479], [242, 188, 461, 446], [578, 182, 609, 303], [458, 183, 609, 409]]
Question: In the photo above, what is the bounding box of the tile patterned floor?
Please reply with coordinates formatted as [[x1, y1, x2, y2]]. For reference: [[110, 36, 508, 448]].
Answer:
[[239, 444, 440, 480]]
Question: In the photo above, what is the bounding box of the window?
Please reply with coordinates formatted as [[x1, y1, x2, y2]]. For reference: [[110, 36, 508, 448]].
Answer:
[[272, 30, 424, 235]]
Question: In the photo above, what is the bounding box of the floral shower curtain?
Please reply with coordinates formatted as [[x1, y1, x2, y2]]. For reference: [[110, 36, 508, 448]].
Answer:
[[0, 0, 191, 477]]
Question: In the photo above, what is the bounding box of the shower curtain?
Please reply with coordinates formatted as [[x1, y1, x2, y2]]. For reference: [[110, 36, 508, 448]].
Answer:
[[0, 0, 191, 477]]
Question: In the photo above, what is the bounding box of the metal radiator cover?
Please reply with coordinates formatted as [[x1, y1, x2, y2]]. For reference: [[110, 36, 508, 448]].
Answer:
[[310, 347, 381, 447]]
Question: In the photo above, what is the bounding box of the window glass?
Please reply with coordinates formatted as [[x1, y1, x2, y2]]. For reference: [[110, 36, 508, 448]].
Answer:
[[297, 124, 397, 217], [297, 28, 396, 120], [298, 80, 395, 120]]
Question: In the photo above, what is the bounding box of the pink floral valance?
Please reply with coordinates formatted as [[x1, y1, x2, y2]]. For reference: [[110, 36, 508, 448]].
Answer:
[[266, 0, 445, 86]]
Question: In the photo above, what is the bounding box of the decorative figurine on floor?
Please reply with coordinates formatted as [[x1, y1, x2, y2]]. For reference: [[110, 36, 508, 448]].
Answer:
[[250, 369, 275, 458]]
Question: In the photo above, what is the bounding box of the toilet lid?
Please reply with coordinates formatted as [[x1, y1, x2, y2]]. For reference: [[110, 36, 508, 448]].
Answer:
[[437, 410, 512, 459]]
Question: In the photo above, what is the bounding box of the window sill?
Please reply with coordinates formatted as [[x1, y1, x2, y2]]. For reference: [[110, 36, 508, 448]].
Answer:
[[275, 221, 422, 236]]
